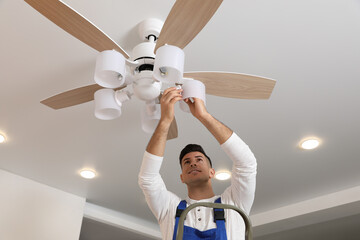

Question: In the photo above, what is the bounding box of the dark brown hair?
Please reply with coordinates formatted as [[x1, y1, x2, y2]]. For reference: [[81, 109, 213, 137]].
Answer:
[[179, 144, 212, 167]]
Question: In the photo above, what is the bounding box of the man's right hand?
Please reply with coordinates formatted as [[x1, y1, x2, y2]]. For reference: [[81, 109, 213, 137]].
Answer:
[[159, 87, 183, 125], [146, 87, 182, 156]]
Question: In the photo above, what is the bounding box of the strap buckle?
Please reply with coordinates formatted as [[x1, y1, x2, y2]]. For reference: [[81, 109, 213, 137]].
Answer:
[[214, 209, 225, 222], [176, 209, 184, 218]]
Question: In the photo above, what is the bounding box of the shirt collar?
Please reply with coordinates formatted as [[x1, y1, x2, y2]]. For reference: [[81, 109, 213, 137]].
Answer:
[[186, 195, 219, 204]]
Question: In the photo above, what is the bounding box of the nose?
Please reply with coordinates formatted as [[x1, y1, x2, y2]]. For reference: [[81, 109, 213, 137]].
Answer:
[[190, 162, 197, 167]]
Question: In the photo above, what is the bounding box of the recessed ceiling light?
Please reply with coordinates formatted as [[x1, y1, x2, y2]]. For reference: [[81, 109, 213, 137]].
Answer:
[[215, 171, 231, 180], [0, 134, 6, 143], [300, 138, 320, 150], [80, 169, 97, 179]]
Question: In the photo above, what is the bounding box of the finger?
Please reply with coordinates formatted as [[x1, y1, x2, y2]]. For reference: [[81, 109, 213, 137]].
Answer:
[[193, 98, 206, 108], [184, 98, 195, 110], [161, 93, 182, 104], [162, 87, 175, 94], [161, 90, 183, 103], [192, 97, 203, 103], [161, 87, 179, 99], [168, 94, 183, 105], [170, 96, 183, 104], [162, 87, 178, 97]]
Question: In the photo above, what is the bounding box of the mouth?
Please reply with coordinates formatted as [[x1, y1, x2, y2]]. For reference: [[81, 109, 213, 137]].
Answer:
[[188, 169, 201, 174]]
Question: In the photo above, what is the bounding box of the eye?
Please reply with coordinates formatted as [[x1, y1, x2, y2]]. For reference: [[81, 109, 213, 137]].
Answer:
[[184, 160, 190, 165]]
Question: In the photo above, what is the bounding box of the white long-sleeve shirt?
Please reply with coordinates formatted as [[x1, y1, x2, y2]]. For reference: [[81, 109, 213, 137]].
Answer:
[[138, 132, 257, 240]]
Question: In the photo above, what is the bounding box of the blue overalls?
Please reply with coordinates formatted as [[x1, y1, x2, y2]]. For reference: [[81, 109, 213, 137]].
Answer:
[[172, 197, 227, 240]]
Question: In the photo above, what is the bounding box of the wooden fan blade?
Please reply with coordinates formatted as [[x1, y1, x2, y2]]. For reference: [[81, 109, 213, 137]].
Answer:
[[155, 0, 223, 53], [41, 84, 125, 110], [25, 0, 129, 58], [167, 117, 178, 140], [183, 72, 276, 99]]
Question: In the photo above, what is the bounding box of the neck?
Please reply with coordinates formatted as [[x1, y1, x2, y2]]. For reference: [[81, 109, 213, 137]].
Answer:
[[187, 181, 215, 200]]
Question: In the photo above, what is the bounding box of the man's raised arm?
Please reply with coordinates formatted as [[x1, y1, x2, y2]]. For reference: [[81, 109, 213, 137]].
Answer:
[[146, 87, 183, 156]]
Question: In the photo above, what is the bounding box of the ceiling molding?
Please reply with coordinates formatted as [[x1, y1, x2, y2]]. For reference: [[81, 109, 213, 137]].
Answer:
[[83, 202, 161, 239], [251, 185, 360, 237]]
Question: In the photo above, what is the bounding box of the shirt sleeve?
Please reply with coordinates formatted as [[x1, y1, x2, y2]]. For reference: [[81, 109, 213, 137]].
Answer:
[[220, 132, 257, 214], [138, 151, 180, 222]]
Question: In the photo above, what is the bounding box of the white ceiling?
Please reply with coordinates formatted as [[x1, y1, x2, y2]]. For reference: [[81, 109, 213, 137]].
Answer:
[[1, 0, 360, 239]]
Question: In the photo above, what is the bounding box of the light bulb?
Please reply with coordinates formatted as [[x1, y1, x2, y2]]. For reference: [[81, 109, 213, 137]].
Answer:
[[215, 171, 231, 180], [300, 138, 320, 150], [80, 169, 97, 179], [0, 134, 6, 143]]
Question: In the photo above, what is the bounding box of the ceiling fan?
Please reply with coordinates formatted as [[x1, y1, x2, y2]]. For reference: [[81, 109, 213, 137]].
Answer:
[[24, 0, 276, 140]]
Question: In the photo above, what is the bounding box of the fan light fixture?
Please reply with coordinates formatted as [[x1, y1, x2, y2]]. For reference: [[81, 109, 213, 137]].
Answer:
[[153, 44, 184, 84], [94, 89, 122, 120], [94, 89, 131, 120], [141, 101, 161, 133], [94, 50, 126, 88], [179, 79, 206, 113], [215, 171, 231, 181], [300, 138, 321, 150], [0, 133, 6, 143], [80, 169, 97, 179]]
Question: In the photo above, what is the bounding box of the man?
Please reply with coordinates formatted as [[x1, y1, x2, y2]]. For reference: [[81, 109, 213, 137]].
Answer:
[[139, 87, 257, 239]]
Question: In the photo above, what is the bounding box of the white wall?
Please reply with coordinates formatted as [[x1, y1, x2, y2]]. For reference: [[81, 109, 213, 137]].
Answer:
[[0, 169, 85, 240]]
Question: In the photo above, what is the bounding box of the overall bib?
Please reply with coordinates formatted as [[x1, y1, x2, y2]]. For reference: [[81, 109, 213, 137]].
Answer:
[[172, 197, 227, 240]]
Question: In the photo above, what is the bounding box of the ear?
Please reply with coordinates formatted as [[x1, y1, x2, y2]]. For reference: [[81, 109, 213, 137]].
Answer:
[[209, 168, 215, 179], [180, 173, 184, 183]]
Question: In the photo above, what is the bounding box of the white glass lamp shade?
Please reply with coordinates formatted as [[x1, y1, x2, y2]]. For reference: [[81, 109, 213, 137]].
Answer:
[[179, 79, 206, 113], [94, 50, 126, 88], [133, 71, 162, 101], [134, 81, 162, 101], [153, 45, 184, 83], [94, 89, 122, 120], [141, 104, 161, 133]]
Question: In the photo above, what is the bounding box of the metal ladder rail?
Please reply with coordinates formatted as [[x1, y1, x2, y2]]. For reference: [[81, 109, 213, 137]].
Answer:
[[176, 202, 253, 240]]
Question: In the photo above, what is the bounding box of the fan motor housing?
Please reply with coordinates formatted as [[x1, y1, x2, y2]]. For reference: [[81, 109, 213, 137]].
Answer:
[[131, 42, 156, 61], [131, 41, 156, 77]]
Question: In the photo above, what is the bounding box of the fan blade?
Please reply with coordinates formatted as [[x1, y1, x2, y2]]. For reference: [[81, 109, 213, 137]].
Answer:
[[41, 84, 125, 110], [25, 0, 129, 58], [155, 0, 223, 53], [183, 72, 276, 99], [167, 117, 178, 140]]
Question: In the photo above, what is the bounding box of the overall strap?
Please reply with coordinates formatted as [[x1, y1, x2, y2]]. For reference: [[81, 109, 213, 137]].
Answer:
[[213, 197, 225, 222], [214, 197, 227, 239], [173, 200, 187, 240], [173, 198, 227, 240]]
